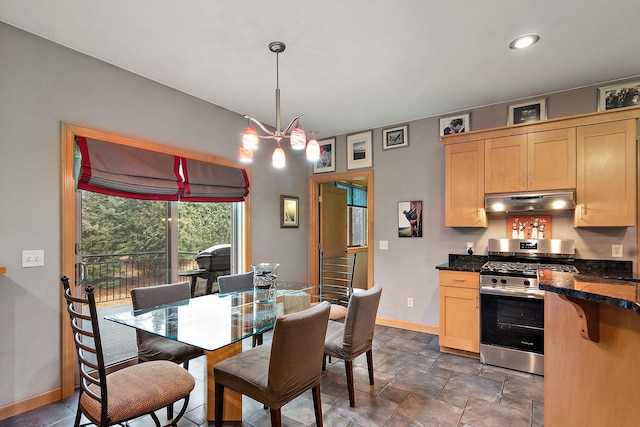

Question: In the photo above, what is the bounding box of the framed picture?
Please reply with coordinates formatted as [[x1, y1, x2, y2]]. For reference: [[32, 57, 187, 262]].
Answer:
[[313, 138, 336, 173], [280, 195, 299, 228], [508, 98, 547, 125], [506, 215, 552, 239], [598, 80, 640, 111], [398, 200, 422, 237], [439, 113, 470, 137], [382, 125, 409, 150], [347, 130, 373, 170]]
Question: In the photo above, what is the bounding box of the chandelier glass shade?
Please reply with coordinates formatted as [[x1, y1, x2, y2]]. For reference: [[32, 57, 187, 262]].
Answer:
[[239, 41, 319, 168]]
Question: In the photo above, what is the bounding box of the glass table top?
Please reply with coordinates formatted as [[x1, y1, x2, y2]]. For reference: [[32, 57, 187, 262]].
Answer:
[[105, 282, 319, 351]]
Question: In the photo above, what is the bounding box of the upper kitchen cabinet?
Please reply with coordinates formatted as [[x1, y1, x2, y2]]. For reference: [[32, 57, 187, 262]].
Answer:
[[575, 119, 637, 227], [484, 128, 576, 193], [444, 141, 487, 227]]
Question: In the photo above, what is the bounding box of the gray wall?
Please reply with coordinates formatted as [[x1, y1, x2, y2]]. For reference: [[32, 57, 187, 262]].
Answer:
[[0, 21, 637, 409], [0, 23, 309, 407]]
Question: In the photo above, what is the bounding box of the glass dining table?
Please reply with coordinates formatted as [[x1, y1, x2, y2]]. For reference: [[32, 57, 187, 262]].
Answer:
[[105, 282, 321, 422]]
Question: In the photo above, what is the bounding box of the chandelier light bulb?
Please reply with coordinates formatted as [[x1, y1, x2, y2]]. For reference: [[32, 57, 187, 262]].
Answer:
[[290, 125, 307, 150], [306, 137, 320, 161], [272, 145, 286, 168], [242, 126, 259, 151], [238, 146, 253, 163]]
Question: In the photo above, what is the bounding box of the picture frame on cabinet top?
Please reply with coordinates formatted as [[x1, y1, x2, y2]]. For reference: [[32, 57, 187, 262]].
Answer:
[[440, 113, 470, 137], [508, 98, 547, 125], [598, 80, 640, 111]]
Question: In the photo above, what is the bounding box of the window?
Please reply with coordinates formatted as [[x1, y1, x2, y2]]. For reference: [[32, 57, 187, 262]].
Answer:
[[338, 182, 368, 247]]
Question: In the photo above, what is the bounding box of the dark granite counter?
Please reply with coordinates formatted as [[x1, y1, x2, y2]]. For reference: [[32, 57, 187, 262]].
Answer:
[[538, 269, 640, 314], [435, 254, 488, 272]]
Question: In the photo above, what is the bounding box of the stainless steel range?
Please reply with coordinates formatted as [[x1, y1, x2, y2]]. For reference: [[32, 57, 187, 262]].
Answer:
[[479, 238, 577, 376]]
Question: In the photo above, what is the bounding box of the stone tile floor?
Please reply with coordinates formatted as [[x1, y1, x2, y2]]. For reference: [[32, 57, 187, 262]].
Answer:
[[0, 326, 544, 426]]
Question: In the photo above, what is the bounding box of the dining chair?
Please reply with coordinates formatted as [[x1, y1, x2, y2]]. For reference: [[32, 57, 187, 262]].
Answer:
[[213, 301, 331, 427], [130, 282, 204, 418], [319, 252, 357, 321], [61, 276, 195, 427], [217, 271, 263, 346], [216, 271, 254, 294], [322, 285, 382, 407]]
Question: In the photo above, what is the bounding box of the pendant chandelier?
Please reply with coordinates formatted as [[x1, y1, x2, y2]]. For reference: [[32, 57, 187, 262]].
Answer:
[[239, 41, 320, 168]]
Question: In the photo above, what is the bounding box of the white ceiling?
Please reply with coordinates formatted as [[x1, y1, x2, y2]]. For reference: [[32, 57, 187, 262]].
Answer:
[[1, 0, 639, 138]]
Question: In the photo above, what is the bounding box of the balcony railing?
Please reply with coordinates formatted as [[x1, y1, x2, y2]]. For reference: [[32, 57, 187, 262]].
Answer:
[[82, 251, 199, 305]]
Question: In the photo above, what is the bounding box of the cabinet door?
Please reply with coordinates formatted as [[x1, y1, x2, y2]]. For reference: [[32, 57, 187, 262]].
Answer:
[[575, 120, 636, 227], [439, 286, 480, 352], [445, 141, 487, 227], [485, 134, 527, 193], [528, 128, 576, 191]]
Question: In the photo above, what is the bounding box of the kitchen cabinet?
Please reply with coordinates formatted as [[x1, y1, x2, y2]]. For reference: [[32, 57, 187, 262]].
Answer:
[[444, 141, 487, 227], [575, 119, 637, 227], [484, 128, 576, 193], [439, 270, 480, 354]]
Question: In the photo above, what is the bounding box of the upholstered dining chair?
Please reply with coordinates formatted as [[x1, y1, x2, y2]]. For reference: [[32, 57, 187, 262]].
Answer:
[[217, 271, 263, 346], [130, 282, 204, 418], [61, 276, 195, 427], [322, 285, 382, 407], [213, 301, 331, 427], [216, 271, 254, 294]]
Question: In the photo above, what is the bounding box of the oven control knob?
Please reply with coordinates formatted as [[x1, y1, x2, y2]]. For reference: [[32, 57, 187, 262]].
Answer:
[[524, 279, 530, 287], [500, 279, 507, 285], [491, 278, 497, 284]]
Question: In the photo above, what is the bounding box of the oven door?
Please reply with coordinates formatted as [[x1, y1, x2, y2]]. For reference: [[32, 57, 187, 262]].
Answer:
[[480, 292, 544, 354]]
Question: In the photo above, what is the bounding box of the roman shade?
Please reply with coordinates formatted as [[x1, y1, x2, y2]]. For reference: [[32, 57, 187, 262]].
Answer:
[[76, 136, 249, 201]]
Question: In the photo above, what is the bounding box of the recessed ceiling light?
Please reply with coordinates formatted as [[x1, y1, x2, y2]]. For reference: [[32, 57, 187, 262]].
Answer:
[[509, 34, 540, 50]]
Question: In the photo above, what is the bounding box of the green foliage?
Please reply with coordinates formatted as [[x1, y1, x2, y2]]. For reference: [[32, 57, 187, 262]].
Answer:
[[81, 192, 231, 255]]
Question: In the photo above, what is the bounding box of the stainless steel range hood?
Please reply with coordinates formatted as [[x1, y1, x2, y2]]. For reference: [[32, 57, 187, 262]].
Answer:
[[485, 191, 575, 213]]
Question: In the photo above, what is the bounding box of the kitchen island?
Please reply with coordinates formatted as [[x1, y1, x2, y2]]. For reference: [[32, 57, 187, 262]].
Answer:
[[540, 271, 640, 427]]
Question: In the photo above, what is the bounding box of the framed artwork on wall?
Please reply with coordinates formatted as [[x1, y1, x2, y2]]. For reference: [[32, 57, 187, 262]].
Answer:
[[439, 114, 470, 137], [347, 130, 373, 170], [508, 98, 547, 125], [398, 200, 422, 237], [280, 195, 299, 228], [597, 80, 640, 111], [382, 125, 409, 150], [313, 138, 335, 173]]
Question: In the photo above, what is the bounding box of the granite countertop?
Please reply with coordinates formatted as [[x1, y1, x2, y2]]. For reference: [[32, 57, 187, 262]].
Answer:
[[538, 270, 640, 314], [435, 254, 488, 272]]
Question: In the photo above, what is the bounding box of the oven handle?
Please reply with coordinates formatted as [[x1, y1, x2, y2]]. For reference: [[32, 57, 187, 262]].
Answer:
[[480, 286, 544, 299]]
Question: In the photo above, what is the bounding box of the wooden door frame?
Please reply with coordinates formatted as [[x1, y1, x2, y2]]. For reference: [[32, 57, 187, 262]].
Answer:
[[308, 169, 374, 287], [60, 123, 252, 399]]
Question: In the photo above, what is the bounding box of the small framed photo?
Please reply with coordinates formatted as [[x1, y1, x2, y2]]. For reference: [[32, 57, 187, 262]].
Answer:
[[313, 138, 336, 173], [508, 98, 547, 125], [398, 201, 422, 237], [347, 130, 373, 170], [598, 81, 640, 111], [280, 195, 299, 228], [382, 125, 409, 150], [440, 114, 470, 137]]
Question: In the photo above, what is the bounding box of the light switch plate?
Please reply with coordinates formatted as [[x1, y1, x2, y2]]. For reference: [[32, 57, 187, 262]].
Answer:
[[379, 240, 389, 250], [22, 250, 45, 267]]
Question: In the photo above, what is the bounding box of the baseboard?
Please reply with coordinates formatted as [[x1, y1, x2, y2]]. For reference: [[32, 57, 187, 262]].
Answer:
[[0, 388, 61, 421], [439, 345, 480, 359], [376, 316, 439, 335]]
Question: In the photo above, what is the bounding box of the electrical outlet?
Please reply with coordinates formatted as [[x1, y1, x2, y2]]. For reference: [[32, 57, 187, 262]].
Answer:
[[22, 250, 45, 267], [379, 240, 389, 250], [612, 245, 623, 258], [407, 297, 414, 308]]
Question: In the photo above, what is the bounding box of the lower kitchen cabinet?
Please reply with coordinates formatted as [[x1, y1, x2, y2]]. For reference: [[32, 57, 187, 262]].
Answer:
[[439, 270, 480, 354]]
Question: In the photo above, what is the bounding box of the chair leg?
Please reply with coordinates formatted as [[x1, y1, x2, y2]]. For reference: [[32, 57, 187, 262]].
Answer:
[[253, 332, 263, 347], [366, 349, 374, 385], [322, 354, 326, 371], [269, 407, 282, 427], [345, 360, 355, 407], [214, 383, 225, 427], [312, 384, 323, 427]]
